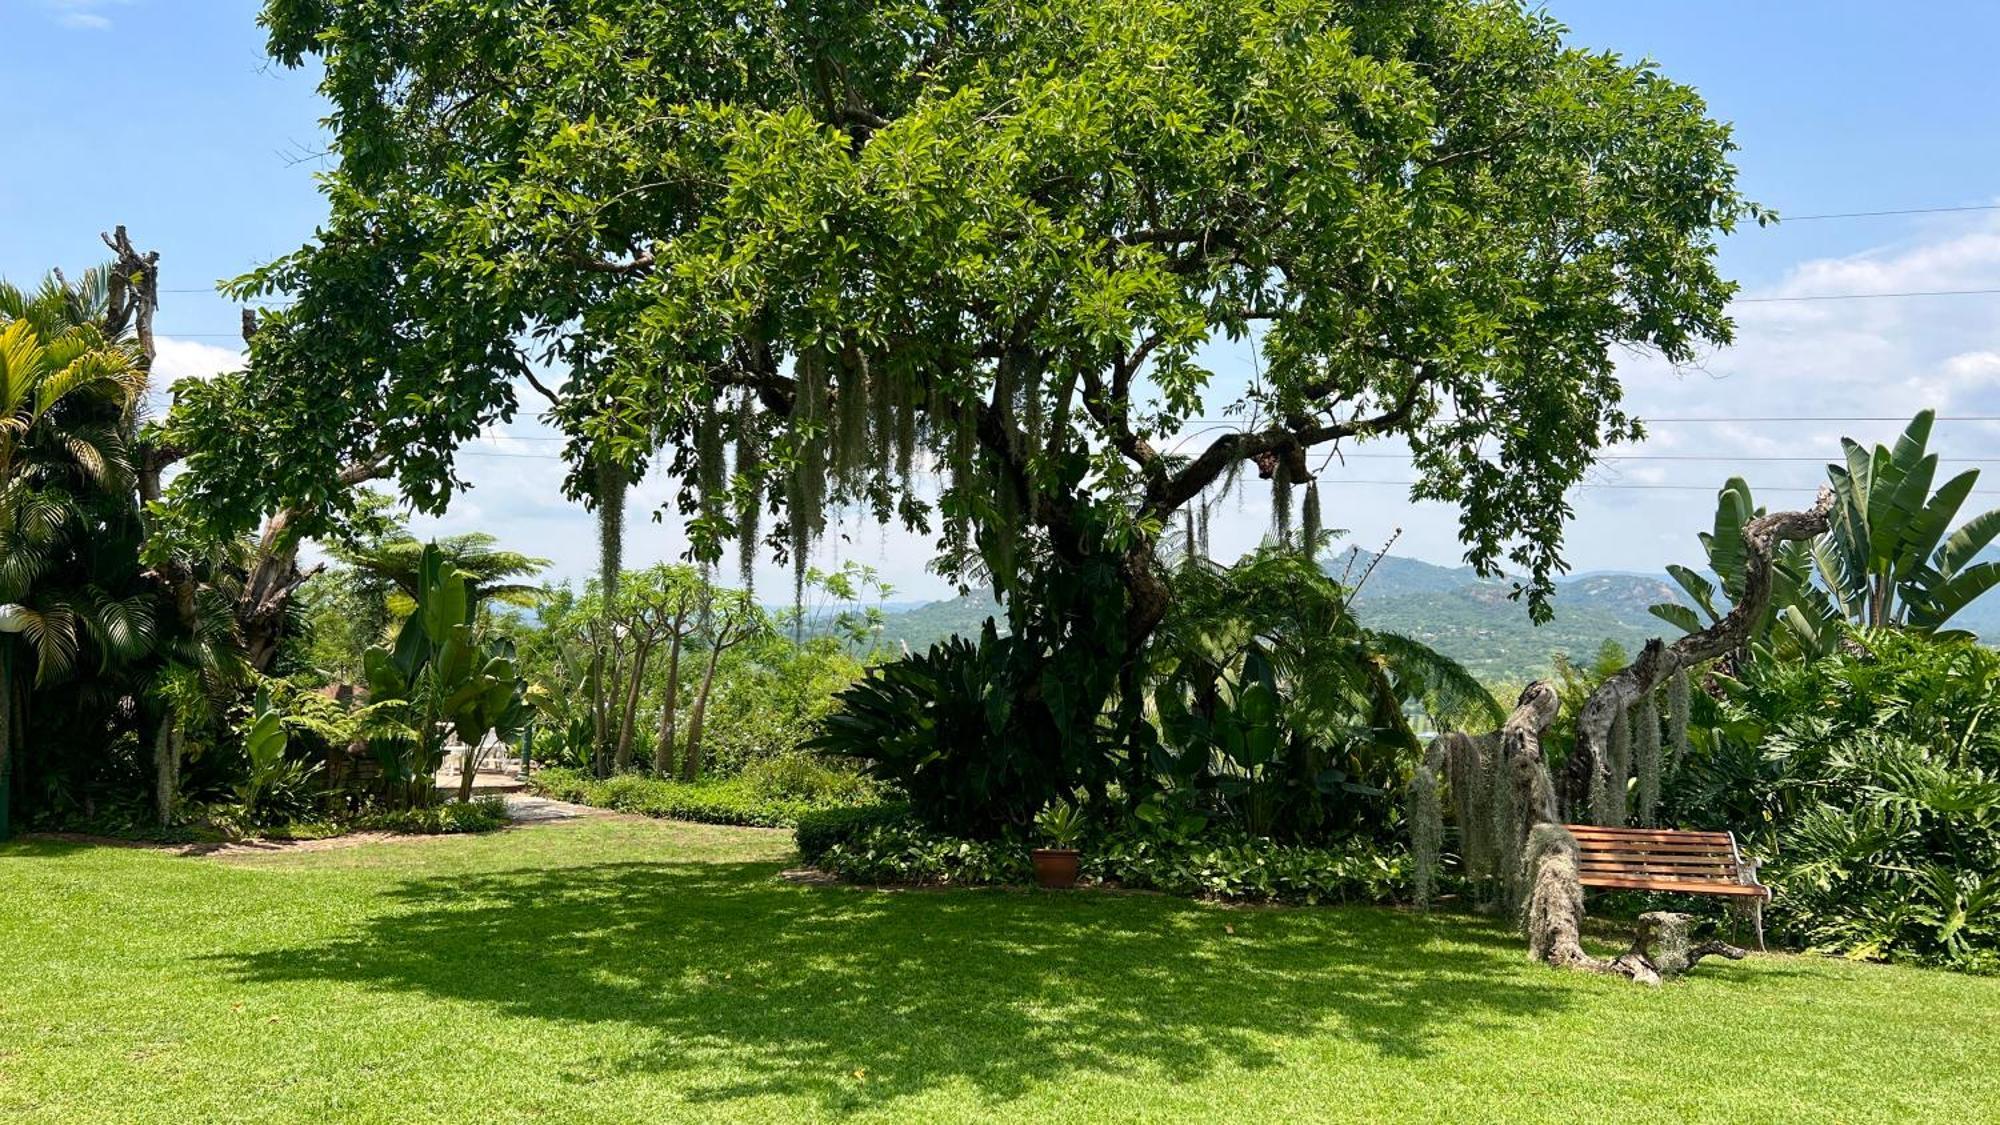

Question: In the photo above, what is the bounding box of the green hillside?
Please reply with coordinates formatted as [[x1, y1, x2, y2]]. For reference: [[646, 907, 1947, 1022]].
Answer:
[[869, 550, 1682, 682]]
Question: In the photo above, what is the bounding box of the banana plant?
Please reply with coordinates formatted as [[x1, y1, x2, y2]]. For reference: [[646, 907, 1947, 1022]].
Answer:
[[1651, 412, 2000, 658], [1826, 411, 2000, 634], [363, 544, 528, 807], [1649, 478, 1843, 663]]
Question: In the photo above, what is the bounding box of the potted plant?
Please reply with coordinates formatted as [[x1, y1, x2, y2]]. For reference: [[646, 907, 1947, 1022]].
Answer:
[[1031, 800, 1086, 889]]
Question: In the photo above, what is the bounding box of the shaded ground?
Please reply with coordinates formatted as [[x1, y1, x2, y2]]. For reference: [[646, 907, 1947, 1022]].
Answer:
[[3, 817, 1996, 1123]]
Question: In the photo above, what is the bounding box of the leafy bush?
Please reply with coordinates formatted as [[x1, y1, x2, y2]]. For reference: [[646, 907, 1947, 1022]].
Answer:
[[1086, 829, 1409, 905], [530, 765, 875, 828], [738, 750, 878, 806], [1670, 630, 2000, 971], [808, 815, 1410, 905], [795, 802, 915, 863], [815, 822, 1036, 886], [358, 795, 512, 835], [808, 624, 1078, 834]]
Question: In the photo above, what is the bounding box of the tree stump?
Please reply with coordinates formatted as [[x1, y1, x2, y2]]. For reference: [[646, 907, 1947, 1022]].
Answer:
[[1610, 911, 1748, 987]]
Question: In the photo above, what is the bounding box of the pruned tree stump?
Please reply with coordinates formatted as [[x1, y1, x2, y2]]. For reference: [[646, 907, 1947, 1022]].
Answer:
[[1607, 911, 1747, 987]]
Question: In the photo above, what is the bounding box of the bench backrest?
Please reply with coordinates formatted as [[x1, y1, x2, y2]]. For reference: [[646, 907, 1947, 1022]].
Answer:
[[1560, 824, 1748, 887]]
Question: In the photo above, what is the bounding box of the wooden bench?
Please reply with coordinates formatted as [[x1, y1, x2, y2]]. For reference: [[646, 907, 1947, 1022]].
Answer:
[[1563, 824, 1769, 950]]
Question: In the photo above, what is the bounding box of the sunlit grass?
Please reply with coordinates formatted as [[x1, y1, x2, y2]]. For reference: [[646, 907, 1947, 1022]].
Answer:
[[4, 818, 1996, 1123]]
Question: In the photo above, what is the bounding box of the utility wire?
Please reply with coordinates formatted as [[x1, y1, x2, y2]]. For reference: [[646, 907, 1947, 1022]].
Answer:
[[1775, 203, 2000, 222]]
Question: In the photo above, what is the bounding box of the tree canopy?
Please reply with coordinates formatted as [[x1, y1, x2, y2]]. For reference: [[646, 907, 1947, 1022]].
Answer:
[[182, 0, 1747, 632]]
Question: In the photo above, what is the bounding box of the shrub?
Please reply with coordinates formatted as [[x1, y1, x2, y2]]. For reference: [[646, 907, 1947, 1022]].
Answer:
[[739, 750, 878, 806], [807, 625, 1079, 835], [794, 802, 914, 864], [1670, 630, 2000, 971], [816, 822, 1035, 886], [529, 765, 874, 829], [808, 816, 1410, 905], [1087, 829, 1409, 905], [358, 796, 512, 835]]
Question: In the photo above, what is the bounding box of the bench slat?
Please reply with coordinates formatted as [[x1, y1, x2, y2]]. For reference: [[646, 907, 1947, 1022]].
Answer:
[[1564, 825, 1732, 840], [1560, 823, 1767, 901], [1577, 874, 1768, 897]]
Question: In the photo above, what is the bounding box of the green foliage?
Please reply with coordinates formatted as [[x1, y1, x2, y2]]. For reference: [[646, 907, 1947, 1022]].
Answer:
[[530, 763, 876, 829], [1085, 830, 1410, 906], [230, 690, 319, 826], [815, 822, 1037, 887], [1826, 411, 2000, 633], [811, 816, 1409, 906], [356, 795, 511, 835], [809, 624, 1083, 835], [1651, 413, 2000, 661], [1035, 800, 1087, 849], [1668, 630, 2000, 970], [362, 543, 530, 807], [1151, 547, 1497, 843], [793, 801, 914, 865]]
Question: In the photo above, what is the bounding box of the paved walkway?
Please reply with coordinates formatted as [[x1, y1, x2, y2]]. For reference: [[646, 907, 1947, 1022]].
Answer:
[[500, 793, 605, 824]]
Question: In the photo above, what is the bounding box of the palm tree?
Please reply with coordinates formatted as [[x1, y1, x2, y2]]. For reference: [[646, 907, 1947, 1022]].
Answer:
[[0, 299, 148, 836]]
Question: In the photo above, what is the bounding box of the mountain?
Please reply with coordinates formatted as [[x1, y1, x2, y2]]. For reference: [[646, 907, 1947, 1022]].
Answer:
[[1327, 547, 1674, 682], [873, 589, 1008, 654], [867, 546, 1997, 682]]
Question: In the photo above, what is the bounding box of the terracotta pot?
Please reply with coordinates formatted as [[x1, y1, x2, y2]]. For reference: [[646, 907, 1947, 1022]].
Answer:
[[1031, 847, 1081, 889]]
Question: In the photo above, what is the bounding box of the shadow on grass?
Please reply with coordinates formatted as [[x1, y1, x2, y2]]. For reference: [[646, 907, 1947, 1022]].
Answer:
[[211, 859, 1568, 1113]]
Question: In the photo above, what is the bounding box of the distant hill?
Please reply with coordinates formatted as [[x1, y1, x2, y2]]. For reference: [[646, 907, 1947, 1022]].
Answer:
[[1327, 547, 1673, 681], [866, 547, 1997, 682], [873, 588, 1008, 655]]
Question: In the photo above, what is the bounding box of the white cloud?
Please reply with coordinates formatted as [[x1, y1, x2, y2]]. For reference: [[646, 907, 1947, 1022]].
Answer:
[[153, 336, 243, 383], [43, 1, 133, 31]]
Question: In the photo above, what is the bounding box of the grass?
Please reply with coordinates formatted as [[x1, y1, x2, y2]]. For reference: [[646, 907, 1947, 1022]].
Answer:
[[4, 819, 1998, 1123]]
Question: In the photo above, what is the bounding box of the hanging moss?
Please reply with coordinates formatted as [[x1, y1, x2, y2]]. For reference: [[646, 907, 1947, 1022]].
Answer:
[[1589, 697, 1630, 826], [734, 391, 761, 594], [1492, 749, 1522, 911], [1523, 824, 1585, 955], [1301, 480, 1322, 554], [594, 456, 627, 600], [833, 349, 871, 487], [1410, 763, 1443, 910], [1633, 690, 1662, 827], [1270, 456, 1294, 546], [1667, 667, 1692, 772]]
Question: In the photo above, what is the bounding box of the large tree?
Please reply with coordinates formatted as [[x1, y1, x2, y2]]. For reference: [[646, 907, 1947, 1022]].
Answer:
[[187, 0, 1749, 772]]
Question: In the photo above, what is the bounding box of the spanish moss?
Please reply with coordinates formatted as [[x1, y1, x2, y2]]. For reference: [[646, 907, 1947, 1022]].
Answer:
[[1633, 690, 1662, 827], [1667, 666, 1692, 772]]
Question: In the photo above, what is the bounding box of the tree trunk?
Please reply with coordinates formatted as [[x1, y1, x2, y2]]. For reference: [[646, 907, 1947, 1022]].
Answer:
[[1510, 492, 1833, 983], [614, 639, 652, 772], [1562, 488, 1836, 818], [1117, 543, 1172, 800], [153, 719, 179, 826], [456, 735, 483, 803], [653, 627, 685, 775], [682, 645, 725, 782], [0, 648, 13, 841]]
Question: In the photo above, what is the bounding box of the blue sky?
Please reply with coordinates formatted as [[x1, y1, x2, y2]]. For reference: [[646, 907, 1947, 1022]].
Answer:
[[5, 1, 2000, 599]]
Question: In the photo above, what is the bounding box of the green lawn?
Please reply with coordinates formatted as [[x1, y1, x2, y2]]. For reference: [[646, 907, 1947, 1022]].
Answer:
[[5, 818, 1997, 1123]]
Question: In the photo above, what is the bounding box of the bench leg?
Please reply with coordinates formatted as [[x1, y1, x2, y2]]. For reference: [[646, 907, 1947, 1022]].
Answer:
[[1753, 899, 1766, 953]]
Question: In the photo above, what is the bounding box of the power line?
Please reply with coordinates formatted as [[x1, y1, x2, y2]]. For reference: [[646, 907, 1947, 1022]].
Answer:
[[1736, 287, 2000, 303], [1775, 203, 2000, 222]]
